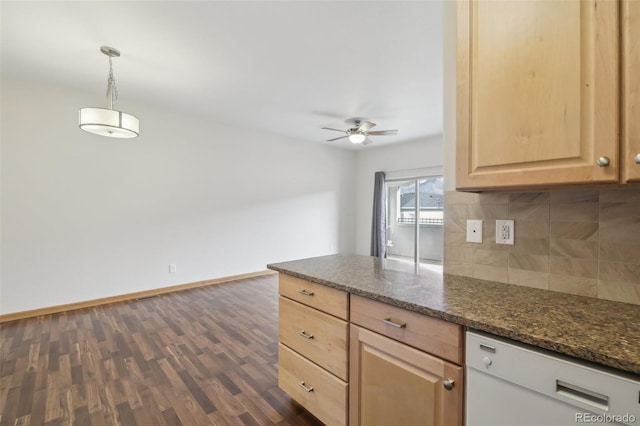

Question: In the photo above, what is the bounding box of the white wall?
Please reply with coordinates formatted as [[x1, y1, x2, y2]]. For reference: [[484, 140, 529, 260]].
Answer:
[[353, 137, 444, 256], [1, 76, 356, 314]]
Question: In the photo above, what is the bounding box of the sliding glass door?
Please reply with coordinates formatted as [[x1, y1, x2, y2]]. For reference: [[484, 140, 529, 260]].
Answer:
[[386, 176, 443, 269]]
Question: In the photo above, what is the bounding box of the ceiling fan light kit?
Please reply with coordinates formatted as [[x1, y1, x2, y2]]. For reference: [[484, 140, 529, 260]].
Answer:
[[322, 118, 398, 146], [348, 133, 367, 144], [79, 46, 139, 139]]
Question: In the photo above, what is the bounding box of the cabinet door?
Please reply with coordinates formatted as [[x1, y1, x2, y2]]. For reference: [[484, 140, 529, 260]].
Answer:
[[622, 0, 640, 182], [349, 325, 463, 426], [457, 0, 619, 190]]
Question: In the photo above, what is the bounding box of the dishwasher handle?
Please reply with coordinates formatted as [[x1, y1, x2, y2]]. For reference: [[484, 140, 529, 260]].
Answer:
[[555, 380, 609, 411]]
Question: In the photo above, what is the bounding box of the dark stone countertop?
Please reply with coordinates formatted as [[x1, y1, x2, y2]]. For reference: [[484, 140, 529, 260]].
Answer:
[[267, 254, 640, 375]]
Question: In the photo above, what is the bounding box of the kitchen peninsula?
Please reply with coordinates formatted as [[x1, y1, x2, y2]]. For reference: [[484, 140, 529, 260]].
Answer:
[[268, 254, 639, 425]]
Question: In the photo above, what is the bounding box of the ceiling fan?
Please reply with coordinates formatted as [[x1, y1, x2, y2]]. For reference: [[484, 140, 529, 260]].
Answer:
[[322, 118, 398, 145]]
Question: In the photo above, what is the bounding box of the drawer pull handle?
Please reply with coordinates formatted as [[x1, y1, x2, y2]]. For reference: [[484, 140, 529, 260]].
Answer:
[[596, 156, 610, 167], [479, 343, 496, 353], [382, 318, 406, 328], [299, 330, 314, 339], [299, 381, 314, 392], [443, 379, 455, 391], [299, 289, 315, 296]]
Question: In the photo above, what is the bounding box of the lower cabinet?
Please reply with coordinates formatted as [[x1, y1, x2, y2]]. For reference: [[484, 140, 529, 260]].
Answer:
[[277, 274, 464, 425], [278, 343, 348, 426], [278, 276, 349, 425], [349, 325, 464, 426]]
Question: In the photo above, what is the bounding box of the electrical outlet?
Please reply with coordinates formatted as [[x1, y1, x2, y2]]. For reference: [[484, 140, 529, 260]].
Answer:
[[496, 220, 514, 245], [169, 264, 177, 273], [466, 220, 483, 243]]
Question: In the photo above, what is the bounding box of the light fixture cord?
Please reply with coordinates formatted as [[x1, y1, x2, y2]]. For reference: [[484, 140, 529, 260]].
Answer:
[[106, 56, 119, 109]]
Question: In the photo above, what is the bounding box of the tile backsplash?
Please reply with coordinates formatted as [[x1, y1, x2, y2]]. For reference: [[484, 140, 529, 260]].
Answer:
[[443, 189, 640, 305]]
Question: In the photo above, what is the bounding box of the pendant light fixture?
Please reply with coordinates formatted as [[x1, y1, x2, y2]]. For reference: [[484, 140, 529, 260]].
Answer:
[[79, 46, 139, 138]]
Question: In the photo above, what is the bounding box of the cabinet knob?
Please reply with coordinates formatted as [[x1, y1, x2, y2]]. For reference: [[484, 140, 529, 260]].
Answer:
[[634, 154, 640, 165], [596, 156, 611, 167], [443, 379, 455, 391]]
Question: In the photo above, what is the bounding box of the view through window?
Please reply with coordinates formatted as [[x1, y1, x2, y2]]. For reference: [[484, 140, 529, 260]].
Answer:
[[386, 176, 444, 267]]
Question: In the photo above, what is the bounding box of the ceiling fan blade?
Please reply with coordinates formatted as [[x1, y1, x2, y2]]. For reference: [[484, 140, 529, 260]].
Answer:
[[326, 135, 348, 142], [367, 129, 398, 136], [321, 127, 347, 133], [357, 121, 376, 132]]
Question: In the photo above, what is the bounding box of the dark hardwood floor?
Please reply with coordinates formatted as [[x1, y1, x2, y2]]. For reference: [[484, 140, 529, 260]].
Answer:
[[0, 275, 325, 426]]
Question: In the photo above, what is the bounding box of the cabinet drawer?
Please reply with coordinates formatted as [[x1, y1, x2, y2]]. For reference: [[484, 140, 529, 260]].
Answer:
[[279, 274, 348, 320], [350, 295, 463, 364], [279, 297, 348, 380], [279, 343, 348, 426]]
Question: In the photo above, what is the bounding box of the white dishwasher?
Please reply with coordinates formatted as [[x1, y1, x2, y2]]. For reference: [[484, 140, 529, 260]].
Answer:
[[466, 330, 640, 426]]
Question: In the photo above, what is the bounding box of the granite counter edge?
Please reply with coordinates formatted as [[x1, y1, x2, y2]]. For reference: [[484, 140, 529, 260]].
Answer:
[[267, 265, 640, 375]]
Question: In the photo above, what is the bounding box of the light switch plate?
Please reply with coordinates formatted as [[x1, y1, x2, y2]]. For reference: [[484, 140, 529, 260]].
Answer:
[[466, 220, 483, 243], [496, 220, 515, 245]]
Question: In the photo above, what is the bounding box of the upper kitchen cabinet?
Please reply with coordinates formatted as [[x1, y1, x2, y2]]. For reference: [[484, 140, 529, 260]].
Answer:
[[622, 0, 640, 182], [456, 0, 619, 190]]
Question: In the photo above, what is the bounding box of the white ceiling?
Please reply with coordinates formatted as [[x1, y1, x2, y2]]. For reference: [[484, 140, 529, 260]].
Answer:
[[1, 1, 443, 150]]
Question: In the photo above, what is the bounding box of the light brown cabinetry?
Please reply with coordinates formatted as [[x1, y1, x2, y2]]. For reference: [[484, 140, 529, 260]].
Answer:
[[278, 343, 348, 426], [278, 274, 465, 425], [456, 0, 624, 189], [277, 275, 349, 426], [350, 295, 463, 364], [349, 296, 464, 426], [279, 296, 348, 380], [622, 0, 640, 182], [279, 274, 348, 319]]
